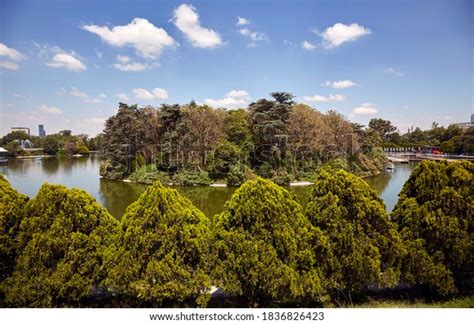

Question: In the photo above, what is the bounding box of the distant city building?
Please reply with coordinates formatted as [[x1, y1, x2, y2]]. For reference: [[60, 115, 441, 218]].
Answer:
[[10, 127, 30, 136], [39, 124, 46, 138], [456, 114, 474, 129]]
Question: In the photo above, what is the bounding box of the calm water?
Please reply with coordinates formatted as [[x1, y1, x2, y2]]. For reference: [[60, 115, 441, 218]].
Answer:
[[0, 155, 414, 220]]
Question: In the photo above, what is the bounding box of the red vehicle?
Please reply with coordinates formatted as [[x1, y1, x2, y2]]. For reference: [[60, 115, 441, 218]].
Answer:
[[432, 149, 441, 155]]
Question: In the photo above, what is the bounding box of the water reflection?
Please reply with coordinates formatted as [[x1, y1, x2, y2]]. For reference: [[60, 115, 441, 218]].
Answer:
[[364, 163, 415, 211], [0, 155, 415, 221], [99, 179, 148, 220], [175, 186, 237, 223]]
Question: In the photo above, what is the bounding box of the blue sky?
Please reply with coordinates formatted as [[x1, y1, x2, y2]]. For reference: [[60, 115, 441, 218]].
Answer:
[[0, 0, 472, 136]]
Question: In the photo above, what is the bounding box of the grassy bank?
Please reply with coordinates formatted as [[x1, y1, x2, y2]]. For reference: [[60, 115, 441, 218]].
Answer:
[[356, 296, 474, 308]]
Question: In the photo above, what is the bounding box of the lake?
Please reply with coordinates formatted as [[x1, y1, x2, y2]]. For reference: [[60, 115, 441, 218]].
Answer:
[[0, 154, 415, 220]]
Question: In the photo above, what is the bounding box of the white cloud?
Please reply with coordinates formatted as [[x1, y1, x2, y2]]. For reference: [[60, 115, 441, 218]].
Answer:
[[0, 43, 24, 61], [385, 66, 404, 77], [236, 17, 250, 26], [0, 43, 25, 70], [205, 97, 249, 109], [133, 87, 168, 100], [112, 55, 156, 72], [226, 90, 249, 98], [99, 93, 107, 98], [205, 90, 251, 109], [83, 18, 176, 59], [46, 53, 87, 71], [69, 88, 89, 99], [171, 4, 223, 48], [323, 80, 357, 89], [64, 87, 103, 104], [352, 102, 378, 115], [40, 105, 63, 114], [115, 93, 129, 101], [0, 61, 19, 70], [238, 28, 267, 42], [302, 94, 345, 103], [316, 23, 371, 49], [116, 55, 130, 64], [302, 40, 316, 50]]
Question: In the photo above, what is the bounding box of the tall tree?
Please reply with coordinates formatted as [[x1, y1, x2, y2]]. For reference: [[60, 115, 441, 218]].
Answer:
[[211, 177, 329, 306], [368, 118, 397, 141], [0, 176, 28, 285], [2, 184, 118, 306], [182, 104, 226, 170], [392, 160, 473, 295], [105, 181, 211, 307], [322, 111, 358, 159], [306, 168, 403, 299], [249, 92, 294, 172], [288, 104, 329, 175], [101, 103, 146, 179], [225, 109, 252, 147], [157, 104, 185, 171]]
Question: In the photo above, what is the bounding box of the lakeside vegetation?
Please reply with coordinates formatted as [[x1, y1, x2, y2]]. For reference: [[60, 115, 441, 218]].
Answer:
[[1, 160, 472, 307], [99, 92, 390, 186], [0, 129, 102, 157], [95, 92, 473, 186]]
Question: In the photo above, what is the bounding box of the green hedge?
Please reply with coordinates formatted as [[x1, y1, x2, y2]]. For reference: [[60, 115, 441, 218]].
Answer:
[[1, 160, 472, 306]]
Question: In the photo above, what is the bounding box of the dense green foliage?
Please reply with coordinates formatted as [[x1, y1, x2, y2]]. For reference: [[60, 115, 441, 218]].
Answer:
[[211, 178, 329, 306], [1, 161, 473, 307], [392, 161, 473, 295], [105, 181, 212, 307], [306, 168, 403, 298], [0, 175, 28, 283], [97, 95, 388, 184], [376, 118, 474, 154], [0, 129, 100, 157], [2, 183, 118, 307]]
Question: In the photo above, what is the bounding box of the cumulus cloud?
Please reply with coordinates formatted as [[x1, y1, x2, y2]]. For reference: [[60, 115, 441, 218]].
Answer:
[[236, 17, 250, 26], [40, 105, 63, 114], [0, 43, 24, 60], [205, 90, 250, 109], [316, 23, 371, 49], [113, 55, 156, 72], [302, 94, 345, 103], [302, 40, 316, 50], [0, 43, 25, 70], [226, 90, 249, 98], [171, 4, 223, 48], [205, 97, 249, 109], [352, 102, 378, 115], [237, 18, 267, 47], [385, 66, 404, 77], [133, 87, 168, 100], [323, 80, 357, 89], [82, 18, 176, 59], [46, 53, 87, 71]]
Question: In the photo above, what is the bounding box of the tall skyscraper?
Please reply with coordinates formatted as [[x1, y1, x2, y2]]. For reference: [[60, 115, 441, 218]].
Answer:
[[39, 125, 46, 138]]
